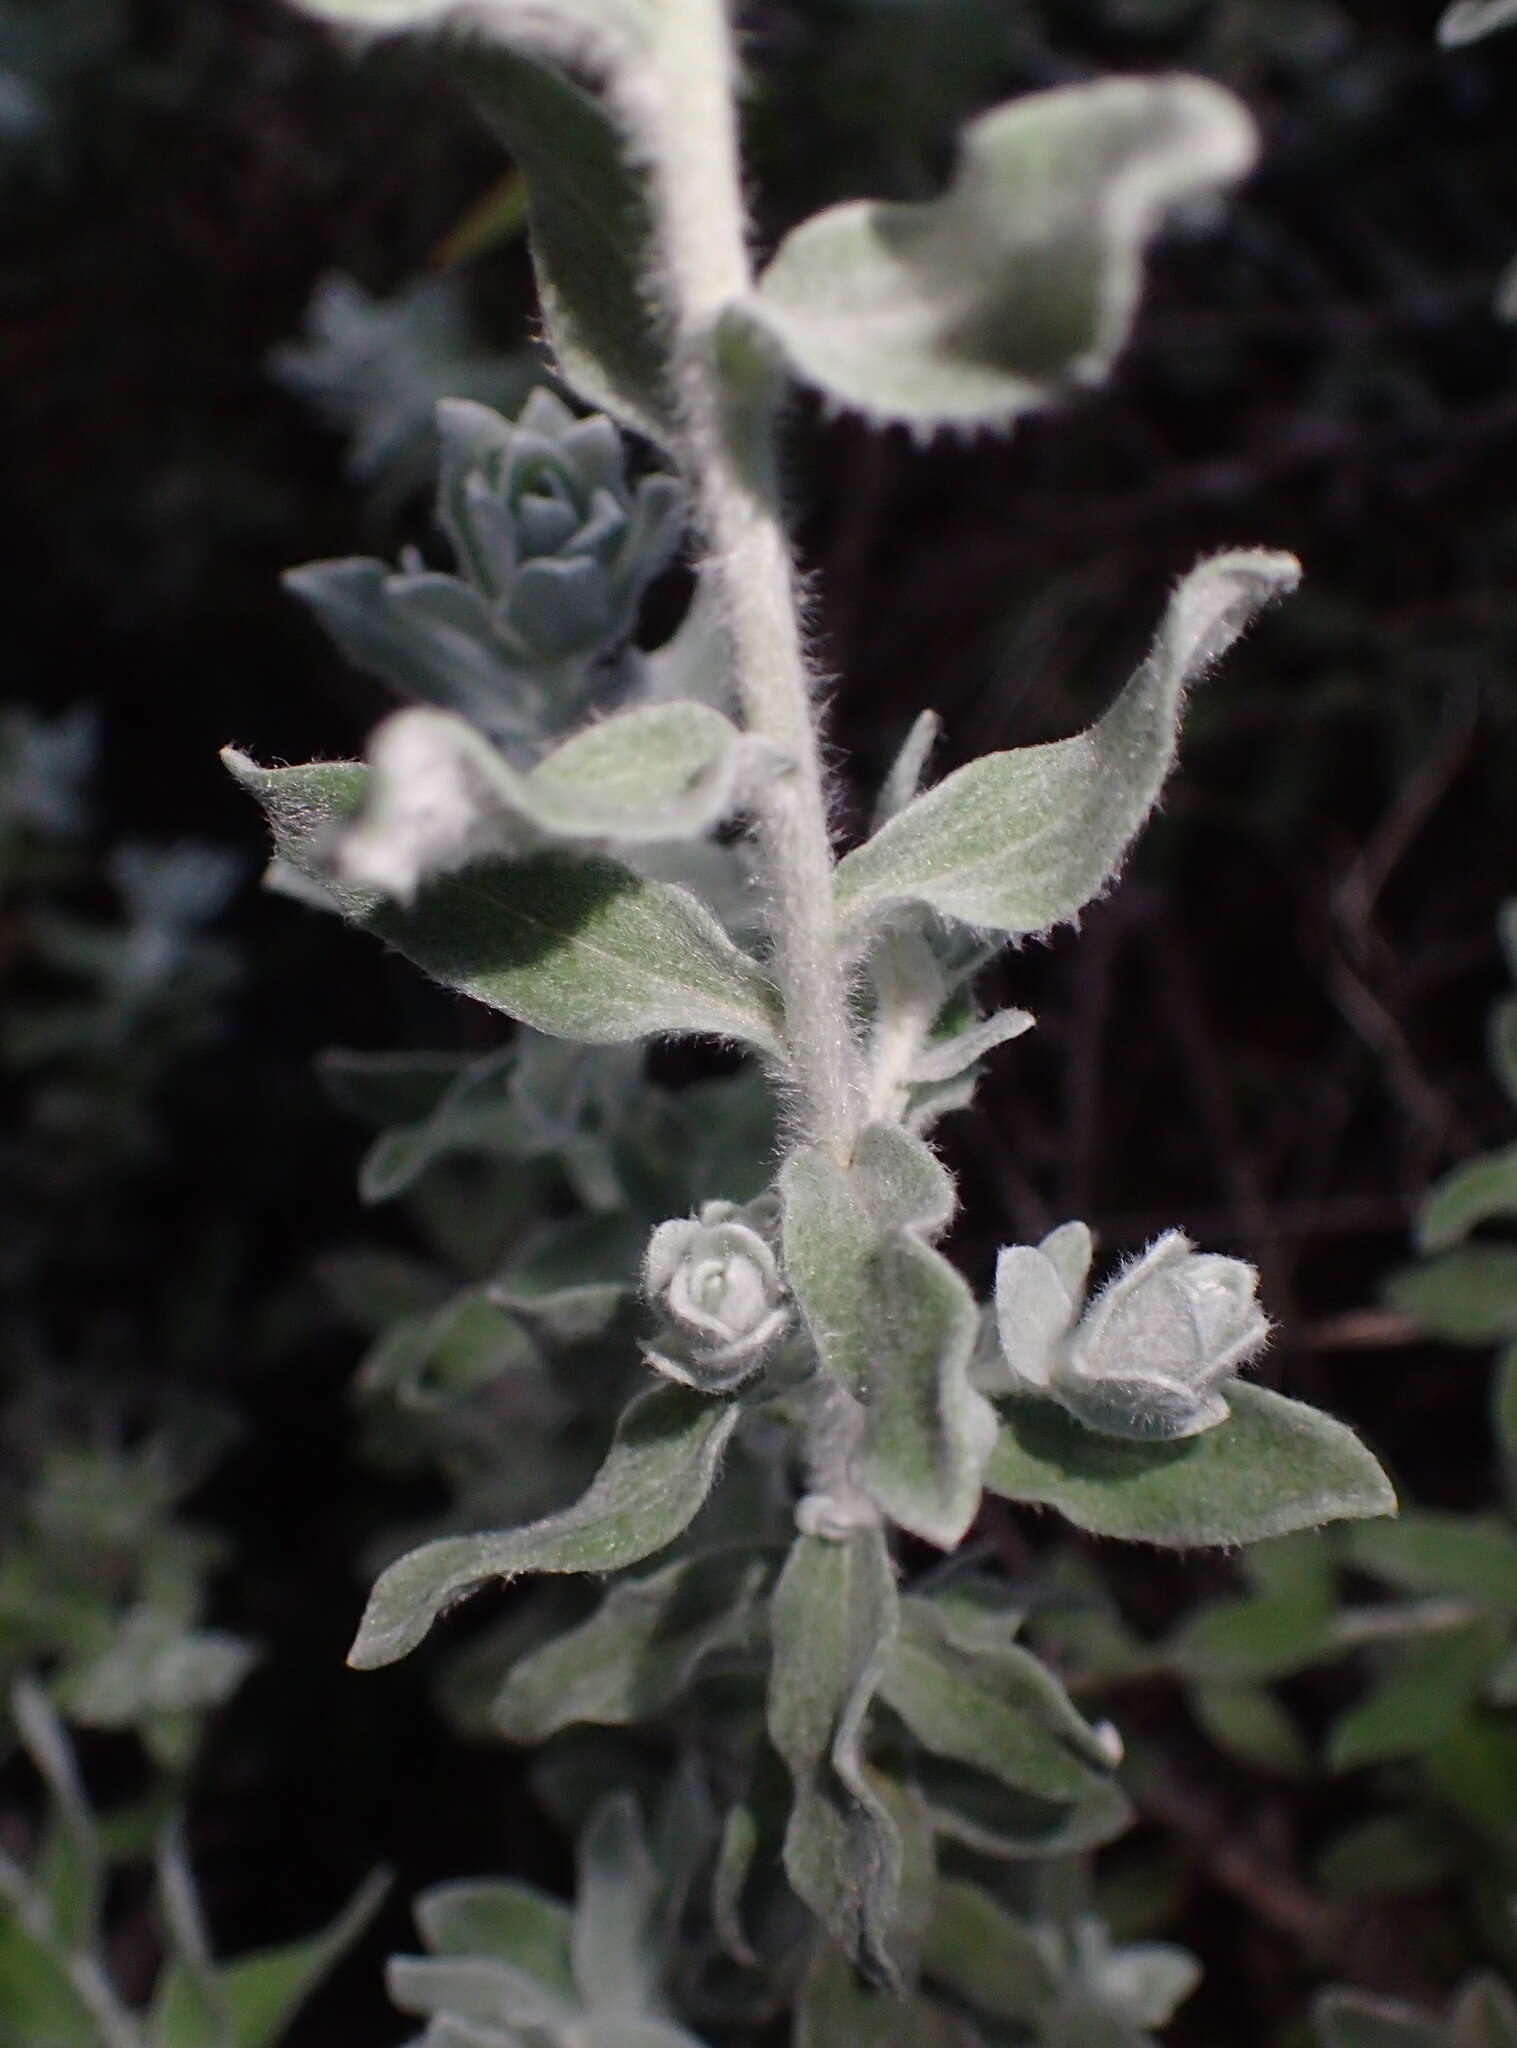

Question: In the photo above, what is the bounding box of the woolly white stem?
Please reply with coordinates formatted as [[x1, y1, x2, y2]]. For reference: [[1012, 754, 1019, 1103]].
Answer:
[[645, 0, 859, 1158]]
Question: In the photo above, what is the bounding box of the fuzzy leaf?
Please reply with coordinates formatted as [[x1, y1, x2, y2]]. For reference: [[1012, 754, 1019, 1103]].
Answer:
[[491, 1550, 768, 1740], [1386, 1247, 1517, 1344], [417, 1881, 574, 1990], [283, 559, 519, 733], [341, 705, 766, 901], [63, 1612, 256, 1728], [224, 751, 783, 1054], [1312, 1992, 1441, 2048], [744, 75, 1256, 430], [908, 1007, 1034, 1086], [387, 1953, 573, 2031], [1441, 0, 1517, 44], [349, 1383, 740, 1668], [795, 1938, 979, 2048], [1345, 1510, 1517, 1612], [1327, 1626, 1505, 1772], [920, 1759, 1133, 1861], [1174, 1578, 1337, 1687], [287, 6, 671, 435], [392, 1876, 579, 2037], [873, 711, 942, 831], [1492, 994, 1517, 1106], [833, 552, 1299, 945], [573, 1793, 660, 2013], [582, 2021, 710, 2048], [1416, 1144, 1517, 1252], [1450, 1978, 1517, 2048], [152, 1871, 387, 2048], [463, 43, 673, 442], [881, 1598, 1115, 1805], [1314, 1814, 1455, 1900], [781, 1124, 996, 1546], [768, 1527, 902, 1986], [319, 1047, 470, 1126], [1189, 1683, 1310, 1776], [986, 1383, 1395, 1548], [922, 1879, 1058, 2023]]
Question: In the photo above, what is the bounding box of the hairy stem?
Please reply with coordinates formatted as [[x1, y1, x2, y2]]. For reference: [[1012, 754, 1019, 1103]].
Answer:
[[646, 0, 859, 1159]]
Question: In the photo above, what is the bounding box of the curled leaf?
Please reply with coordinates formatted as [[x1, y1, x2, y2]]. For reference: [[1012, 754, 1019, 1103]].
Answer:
[[743, 75, 1257, 430], [834, 551, 1300, 946], [768, 1527, 902, 1986], [349, 1382, 740, 1668]]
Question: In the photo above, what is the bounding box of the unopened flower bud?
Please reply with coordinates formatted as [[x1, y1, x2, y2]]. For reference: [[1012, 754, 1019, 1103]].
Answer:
[[995, 1225, 1268, 1441], [642, 1204, 789, 1393]]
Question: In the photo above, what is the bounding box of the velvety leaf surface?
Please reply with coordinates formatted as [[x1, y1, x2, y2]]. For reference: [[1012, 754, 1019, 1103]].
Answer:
[[745, 76, 1257, 429], [833, 552, 1299, 945], [463, 42, 675, 442], [880, 1599, 1114, 1805], [1345, 1510, 1517, 1611], [781, 1124, 996, 1546], [1312, 1991, 1442, 2048], [349, 1383, 741, 1668], [1416, 1144, 1517, 1251], [151, 1871, 387, 2048], [794, 1939, 979, 2048], [491, 1551, 768, 1740], [1441, 0, 1517, 45], [986, 1383, 1394, 1548], [767, 1528, 902, 1986], [1327, 1626, 1506, 1771], [339, 704, 768, 900], [922, 1878, 1058, 2023], [225, 752, 784, 1054], [1387, 1247, 1517, 1344]]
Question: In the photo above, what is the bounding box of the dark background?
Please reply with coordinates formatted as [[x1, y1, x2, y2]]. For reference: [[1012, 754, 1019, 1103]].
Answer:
[[3, 0, 1515, 2037]]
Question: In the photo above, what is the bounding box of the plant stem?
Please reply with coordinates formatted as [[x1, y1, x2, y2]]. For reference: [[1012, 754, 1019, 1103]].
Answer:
[[646, 0, 859, 1159]]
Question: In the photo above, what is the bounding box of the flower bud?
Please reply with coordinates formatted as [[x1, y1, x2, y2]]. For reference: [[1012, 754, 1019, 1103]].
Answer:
[[285, 388, 685, 748], [642, 1203, 789, 1393], [995, 1225, 1268, 1441], [436, 388, 684, 675]]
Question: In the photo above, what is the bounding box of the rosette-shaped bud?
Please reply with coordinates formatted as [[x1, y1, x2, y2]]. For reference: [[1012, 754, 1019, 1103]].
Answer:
[[285, 388, 685, 747], [642, 1202, 790, 1393], [994, 1223, 1268, 1441]]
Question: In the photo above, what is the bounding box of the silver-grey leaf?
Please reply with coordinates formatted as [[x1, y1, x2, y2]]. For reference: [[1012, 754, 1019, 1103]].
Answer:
[[834, 551, 1300, 945], [348, 1383, 741, 1668], [742, 75, 1257, 430]]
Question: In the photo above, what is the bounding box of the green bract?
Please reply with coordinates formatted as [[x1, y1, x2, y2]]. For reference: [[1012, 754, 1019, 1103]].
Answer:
[[229, 0, 1404, 2035]]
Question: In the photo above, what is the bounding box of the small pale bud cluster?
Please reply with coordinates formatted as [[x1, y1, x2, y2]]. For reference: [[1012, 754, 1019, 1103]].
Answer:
[[286, 388, 686, 749], [642, 1202, 790, 1393], [993, 1223, 1268, 1441], [434, 388, 685, 673]]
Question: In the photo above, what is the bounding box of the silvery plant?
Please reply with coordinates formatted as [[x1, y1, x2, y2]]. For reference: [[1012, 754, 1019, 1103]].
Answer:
[[230, 5, 1400, 2040]]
